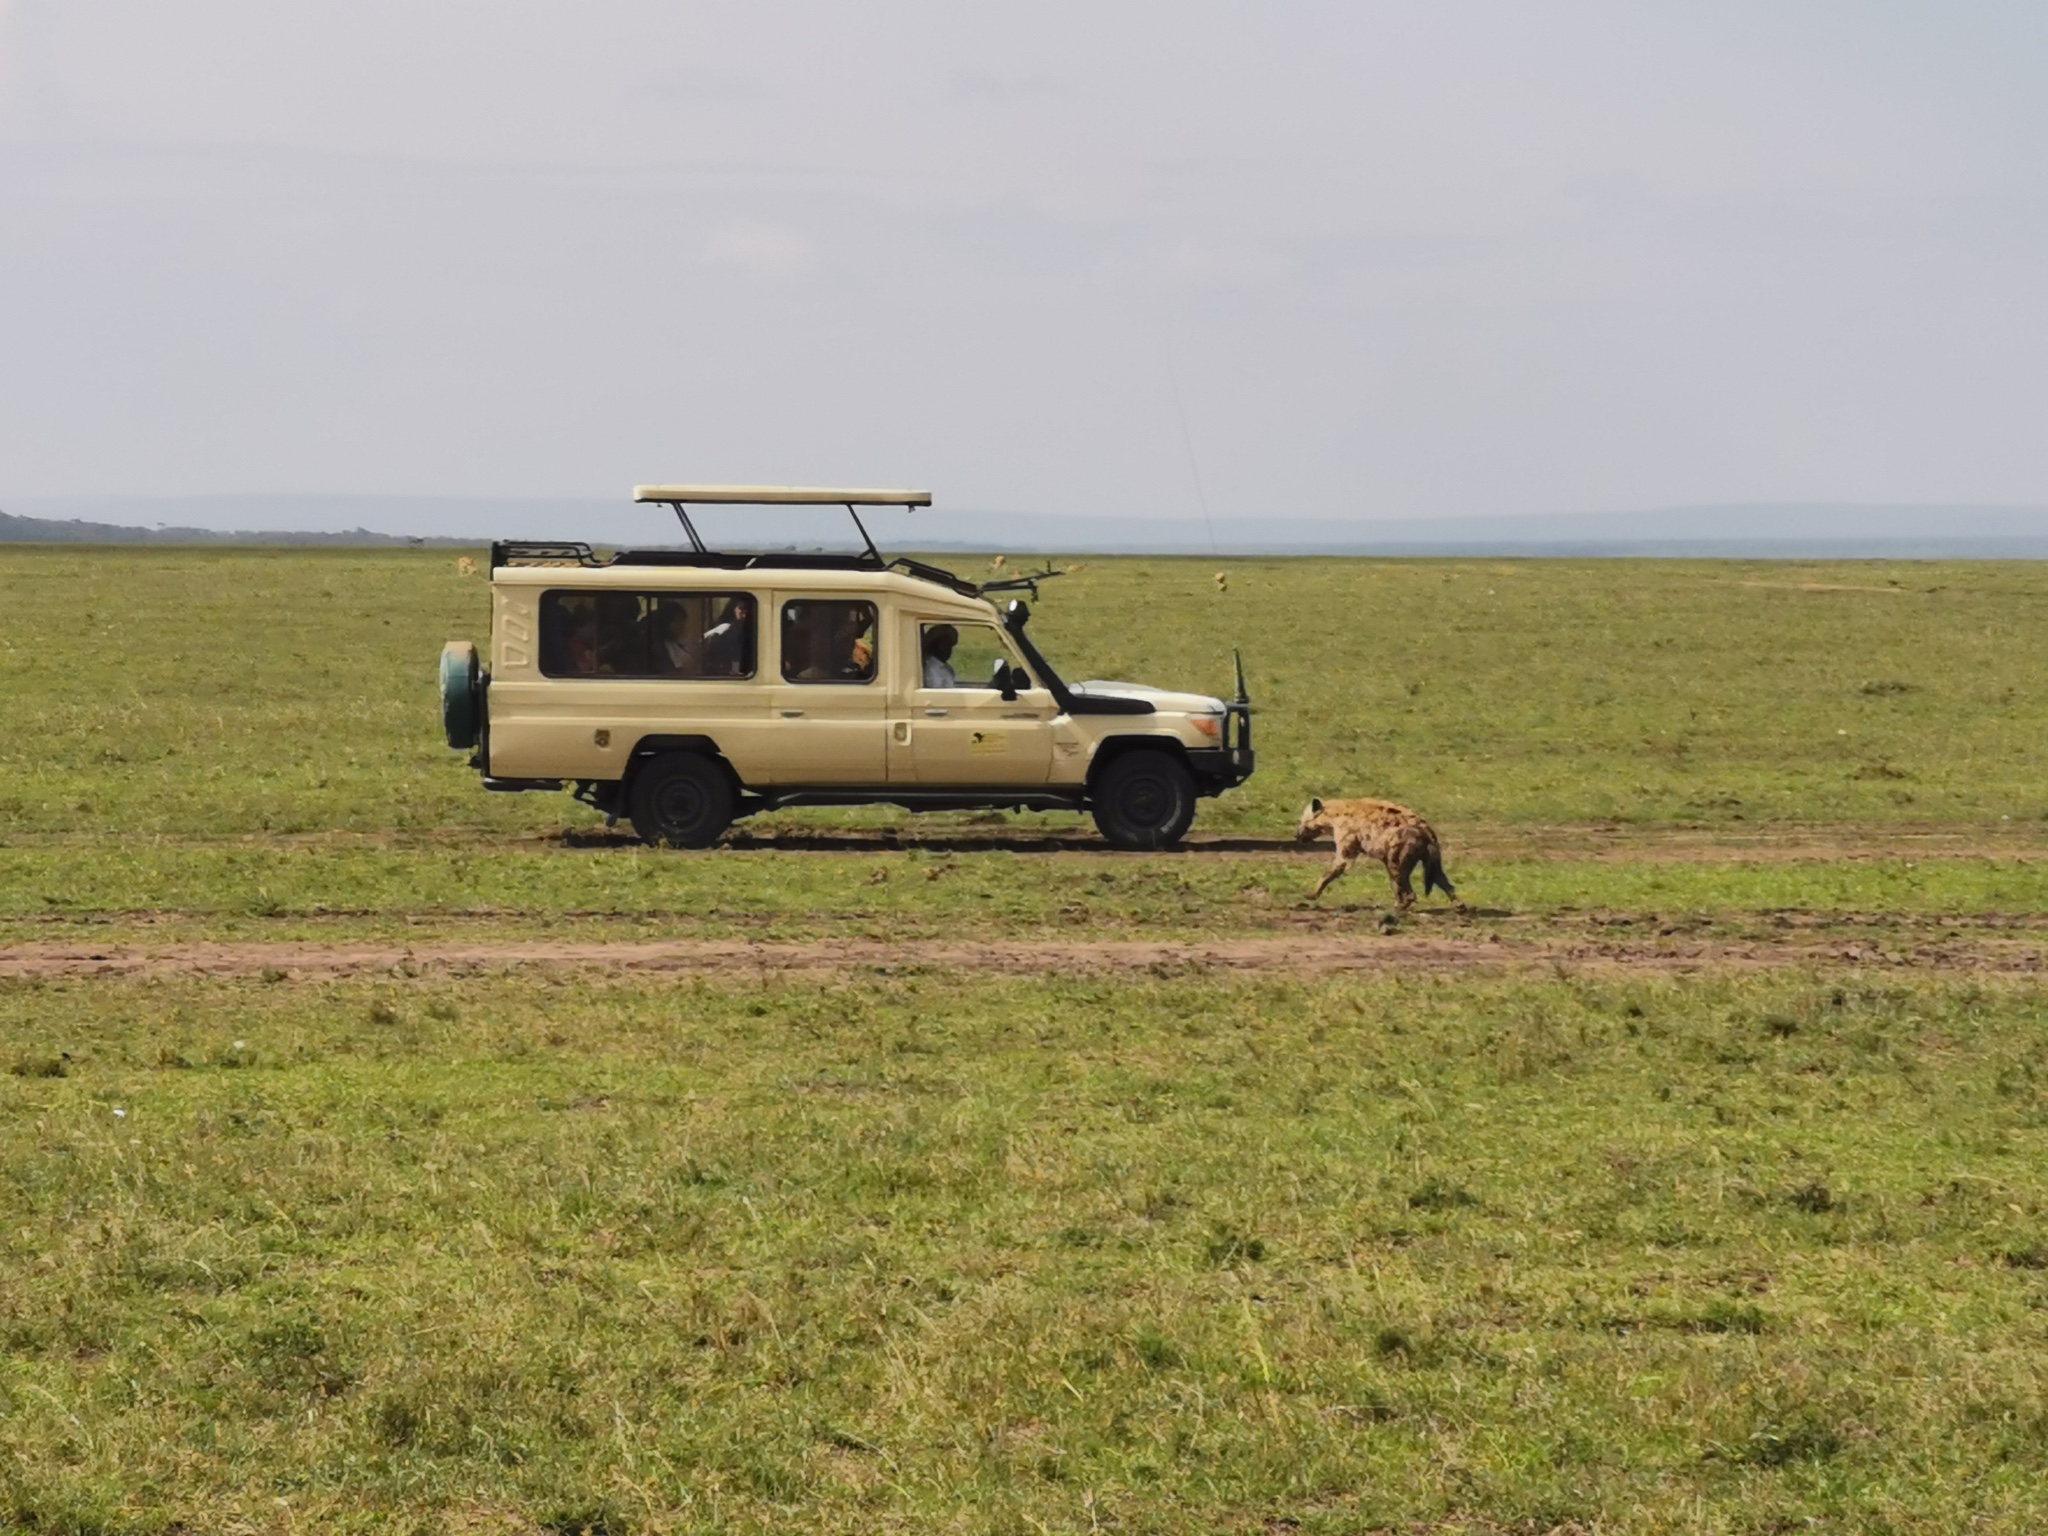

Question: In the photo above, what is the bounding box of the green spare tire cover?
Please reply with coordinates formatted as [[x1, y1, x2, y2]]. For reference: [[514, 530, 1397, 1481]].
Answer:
[[440, 641, 481, 750]]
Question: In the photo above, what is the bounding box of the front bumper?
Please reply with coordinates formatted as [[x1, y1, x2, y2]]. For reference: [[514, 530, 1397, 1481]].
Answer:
[[1187, 695, 1254, 794], [1187, 744, 1256, 794]]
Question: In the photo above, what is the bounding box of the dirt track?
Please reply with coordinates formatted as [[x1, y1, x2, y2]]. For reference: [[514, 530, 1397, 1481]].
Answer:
[[4, 932, 2044, 982]]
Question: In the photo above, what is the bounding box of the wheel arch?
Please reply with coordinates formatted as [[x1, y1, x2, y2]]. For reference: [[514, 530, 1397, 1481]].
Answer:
[[624, 734, 744, 796], [1084, 734, 1192, 798]]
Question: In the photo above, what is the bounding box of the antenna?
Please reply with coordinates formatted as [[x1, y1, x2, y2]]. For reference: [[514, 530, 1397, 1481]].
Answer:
[[1163, 327, 1221, 558]]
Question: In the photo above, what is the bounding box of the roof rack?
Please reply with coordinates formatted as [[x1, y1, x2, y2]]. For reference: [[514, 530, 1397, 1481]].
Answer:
[[490, 541, 603, 568]]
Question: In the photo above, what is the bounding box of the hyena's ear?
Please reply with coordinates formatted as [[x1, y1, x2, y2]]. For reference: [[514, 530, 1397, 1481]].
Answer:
[[1309, 797, 1323, 814]]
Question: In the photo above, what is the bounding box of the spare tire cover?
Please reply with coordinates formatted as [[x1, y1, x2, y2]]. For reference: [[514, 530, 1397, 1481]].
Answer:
[[440, 641, 481, 749]]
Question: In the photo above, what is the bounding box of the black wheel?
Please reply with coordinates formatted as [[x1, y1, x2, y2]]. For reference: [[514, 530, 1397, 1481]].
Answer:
[[439, 641, 481, 749], [1090, 749, 1197, 850], [628, 753, 735, 849]]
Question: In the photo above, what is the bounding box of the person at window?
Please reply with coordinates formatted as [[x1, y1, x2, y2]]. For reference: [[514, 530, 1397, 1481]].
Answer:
[[802, 604, 872, 679], [702, 597, 753, 677], [592, 594, 644, 675], [922, 624, 959, 688], [841, 607, 875, 676], [658, 604, 702, 677], [564, 600, 600, 674]]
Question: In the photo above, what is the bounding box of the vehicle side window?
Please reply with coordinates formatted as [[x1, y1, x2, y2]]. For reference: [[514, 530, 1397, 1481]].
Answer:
[[782, 599, 878, 684], [538, 590, 755, 679], [920, 622, 1025, 690]]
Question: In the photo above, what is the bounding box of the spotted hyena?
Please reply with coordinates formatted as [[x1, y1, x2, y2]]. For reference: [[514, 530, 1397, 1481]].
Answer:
[[1296, 796, 1457, 908]]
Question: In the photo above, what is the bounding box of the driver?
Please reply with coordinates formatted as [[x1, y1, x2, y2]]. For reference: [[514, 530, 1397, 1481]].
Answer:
[[922, 624, 959, 688]]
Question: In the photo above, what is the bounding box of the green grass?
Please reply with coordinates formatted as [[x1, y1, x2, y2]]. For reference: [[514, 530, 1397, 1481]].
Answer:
[[7, 545, 2048, 1530], [8, 968, 2048, 1532], [5, 545, 2048, 939], [3, 547, 2047, 843]]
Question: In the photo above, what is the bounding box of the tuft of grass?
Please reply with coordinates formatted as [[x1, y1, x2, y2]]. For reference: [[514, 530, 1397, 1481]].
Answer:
[[1202, 1224, 1267, 1265], [1788, 1181, 1838, 1214], [1407, 1177, 1480, 1212]]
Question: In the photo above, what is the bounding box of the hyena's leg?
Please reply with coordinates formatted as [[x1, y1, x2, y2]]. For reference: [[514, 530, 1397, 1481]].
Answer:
[[1310, 834, 1361, 900], [1389, 849, 1420, 909]]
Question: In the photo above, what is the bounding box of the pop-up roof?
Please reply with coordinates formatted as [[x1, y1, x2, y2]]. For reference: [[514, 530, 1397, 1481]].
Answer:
[[633, 485, 931, 507], [627, 484, 931, 567]]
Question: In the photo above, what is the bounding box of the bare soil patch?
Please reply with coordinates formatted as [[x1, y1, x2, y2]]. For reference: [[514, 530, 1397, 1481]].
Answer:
[[13, 821, 2048, 864], [600, 823, 2048, 863], [4, 930, 2043, 982], [1736, 579, 1910, 595]]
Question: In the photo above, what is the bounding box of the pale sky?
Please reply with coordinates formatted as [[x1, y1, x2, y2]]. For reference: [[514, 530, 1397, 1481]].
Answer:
[[3, 2, 2045, 525]]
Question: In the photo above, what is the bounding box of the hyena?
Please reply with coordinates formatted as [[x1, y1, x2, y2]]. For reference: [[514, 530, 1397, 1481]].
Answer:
[[1295, 797, 1457, 908]]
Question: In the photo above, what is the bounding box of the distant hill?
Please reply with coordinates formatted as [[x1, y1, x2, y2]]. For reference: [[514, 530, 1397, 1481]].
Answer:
[[0, 507, 471, 547], [5, 496, 2048, 557]]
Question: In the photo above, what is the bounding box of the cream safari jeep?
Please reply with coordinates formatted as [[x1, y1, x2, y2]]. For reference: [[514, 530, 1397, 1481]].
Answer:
[[438, 486, 1254, 849]]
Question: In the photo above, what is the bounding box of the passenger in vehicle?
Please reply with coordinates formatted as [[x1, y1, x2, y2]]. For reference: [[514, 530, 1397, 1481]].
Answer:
[[702, 597, 754, 677], [658, 603, 702, 677], [594, 594, 644, 675], [563, 599, 601, 674], [844, 611, 875, 676], [791, 608, 834, 679], [787, 605, 855, 679], [922, 624, 959, 688], [831, 605, 876, 678]]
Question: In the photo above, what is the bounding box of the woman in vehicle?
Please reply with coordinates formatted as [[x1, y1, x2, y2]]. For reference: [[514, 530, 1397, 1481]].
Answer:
[[702, 596, 755, 677]]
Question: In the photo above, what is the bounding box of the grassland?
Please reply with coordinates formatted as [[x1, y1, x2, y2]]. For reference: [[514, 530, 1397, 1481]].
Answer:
[[11, 968, 2048, 1534], [4, 545, 2048, 938], [3, 545, 2048, 1531], [5, 547, 2048, 844]]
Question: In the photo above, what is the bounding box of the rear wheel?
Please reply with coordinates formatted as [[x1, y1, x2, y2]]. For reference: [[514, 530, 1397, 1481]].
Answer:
[[629, 753, 735, 849], [1090, 749, 1197, 850]]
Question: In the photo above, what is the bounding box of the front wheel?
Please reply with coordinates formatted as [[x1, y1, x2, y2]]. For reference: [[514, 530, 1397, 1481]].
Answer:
[[1090, 750, 1197, 850], [628, 753, 736, 849]]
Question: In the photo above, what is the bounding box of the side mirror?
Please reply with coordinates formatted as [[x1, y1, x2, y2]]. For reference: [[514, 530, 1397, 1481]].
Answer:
[[994, 658, 1019, 701]]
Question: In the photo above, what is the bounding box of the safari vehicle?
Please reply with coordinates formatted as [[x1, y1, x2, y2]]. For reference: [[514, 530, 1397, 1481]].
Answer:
[[438, 486, 1254, 849]]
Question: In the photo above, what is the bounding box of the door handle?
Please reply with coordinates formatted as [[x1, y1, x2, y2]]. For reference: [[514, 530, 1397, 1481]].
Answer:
[[780, 709, 805, 718], [923, 708, 949, 718]]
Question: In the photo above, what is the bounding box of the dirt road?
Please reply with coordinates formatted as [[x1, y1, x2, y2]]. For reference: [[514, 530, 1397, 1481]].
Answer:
[[3, 930, 2043, 981]]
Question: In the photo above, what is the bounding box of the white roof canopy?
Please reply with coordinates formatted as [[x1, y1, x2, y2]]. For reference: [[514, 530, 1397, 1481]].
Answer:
[[633, 484, 931, 507]]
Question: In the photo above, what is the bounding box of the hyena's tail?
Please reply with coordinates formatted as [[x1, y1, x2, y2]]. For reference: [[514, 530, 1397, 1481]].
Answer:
[[1423, 837, 1457, 899]]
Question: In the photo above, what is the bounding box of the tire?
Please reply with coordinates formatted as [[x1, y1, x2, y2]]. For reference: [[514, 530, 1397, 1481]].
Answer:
[[629, 753, 735, 849], [439, 641, 481, 749], [1090, 749, 1197, 850]]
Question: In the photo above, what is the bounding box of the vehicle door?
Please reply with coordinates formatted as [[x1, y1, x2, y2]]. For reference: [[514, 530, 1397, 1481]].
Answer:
[[893, 615, 1056, 785], [765, 594, 888, 784]]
